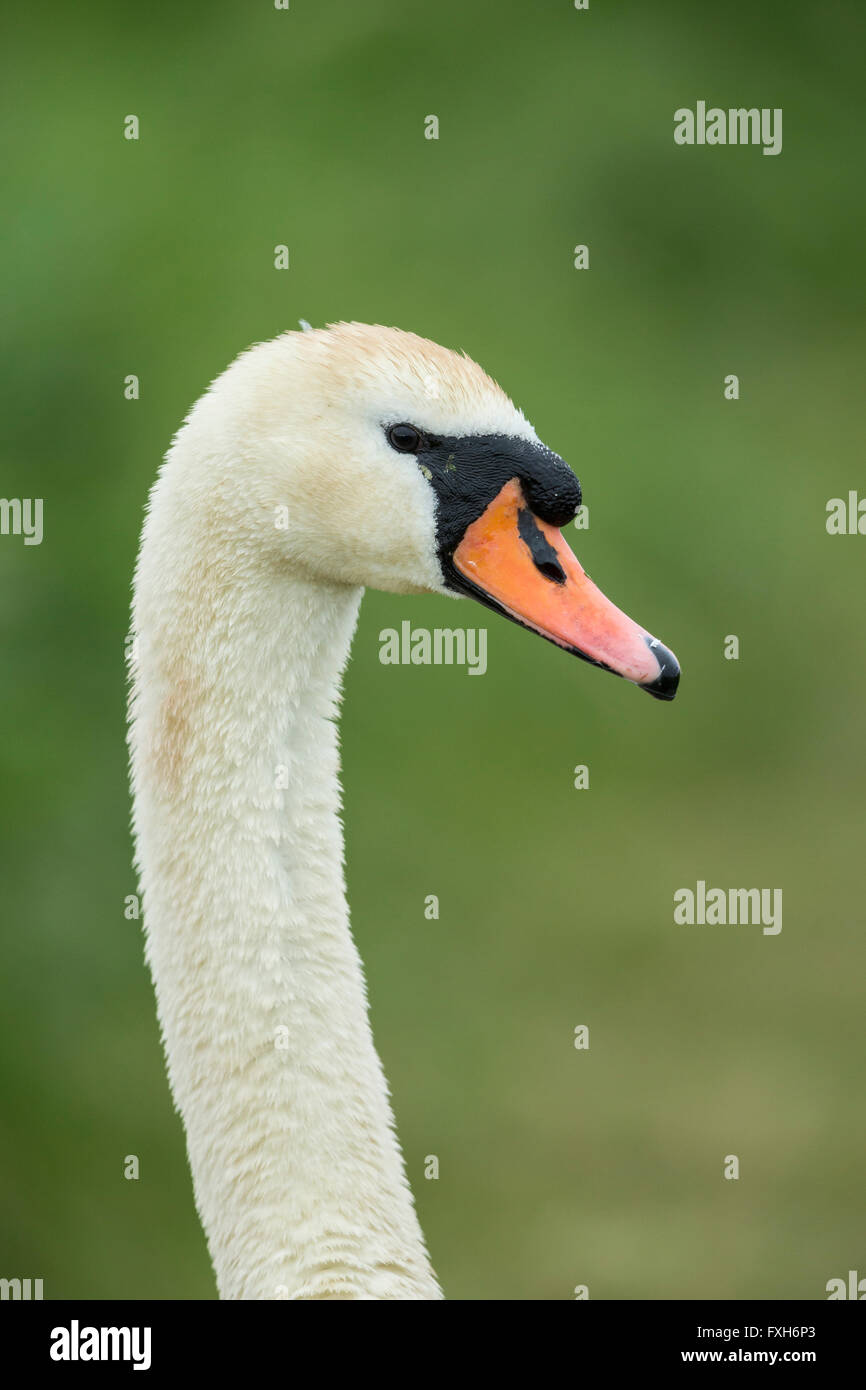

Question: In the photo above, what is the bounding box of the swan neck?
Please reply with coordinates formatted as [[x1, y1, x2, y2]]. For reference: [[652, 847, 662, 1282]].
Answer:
[[130, 510, 441, 1299]]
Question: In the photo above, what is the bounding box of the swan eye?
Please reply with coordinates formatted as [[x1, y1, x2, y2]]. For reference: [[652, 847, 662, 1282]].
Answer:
[[386, 423, 423, 454]]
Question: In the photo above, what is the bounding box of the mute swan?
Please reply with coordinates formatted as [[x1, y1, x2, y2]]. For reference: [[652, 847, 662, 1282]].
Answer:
[[128, 322, 679, 1301]]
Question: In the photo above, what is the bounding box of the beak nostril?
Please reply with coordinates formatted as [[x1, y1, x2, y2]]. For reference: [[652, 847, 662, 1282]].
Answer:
[[536, 558, 567, 585], [516, 507, 567, 584]]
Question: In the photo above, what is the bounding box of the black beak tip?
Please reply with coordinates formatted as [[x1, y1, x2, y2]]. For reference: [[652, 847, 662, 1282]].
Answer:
[[640, 637, 680, 701]]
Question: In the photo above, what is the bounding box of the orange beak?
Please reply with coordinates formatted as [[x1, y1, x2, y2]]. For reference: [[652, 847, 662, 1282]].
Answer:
[[452, 480, 679, 699]]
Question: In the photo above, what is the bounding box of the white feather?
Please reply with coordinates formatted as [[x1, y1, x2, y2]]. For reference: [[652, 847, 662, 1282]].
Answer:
[[128, 323, 533, 1299]]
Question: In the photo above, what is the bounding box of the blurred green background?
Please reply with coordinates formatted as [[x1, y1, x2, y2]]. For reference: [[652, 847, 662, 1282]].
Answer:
[[1, 0, 864, 1300]]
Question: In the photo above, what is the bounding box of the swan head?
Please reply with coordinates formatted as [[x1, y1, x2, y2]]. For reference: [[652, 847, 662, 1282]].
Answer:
[[187, 321, 679, 700]]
